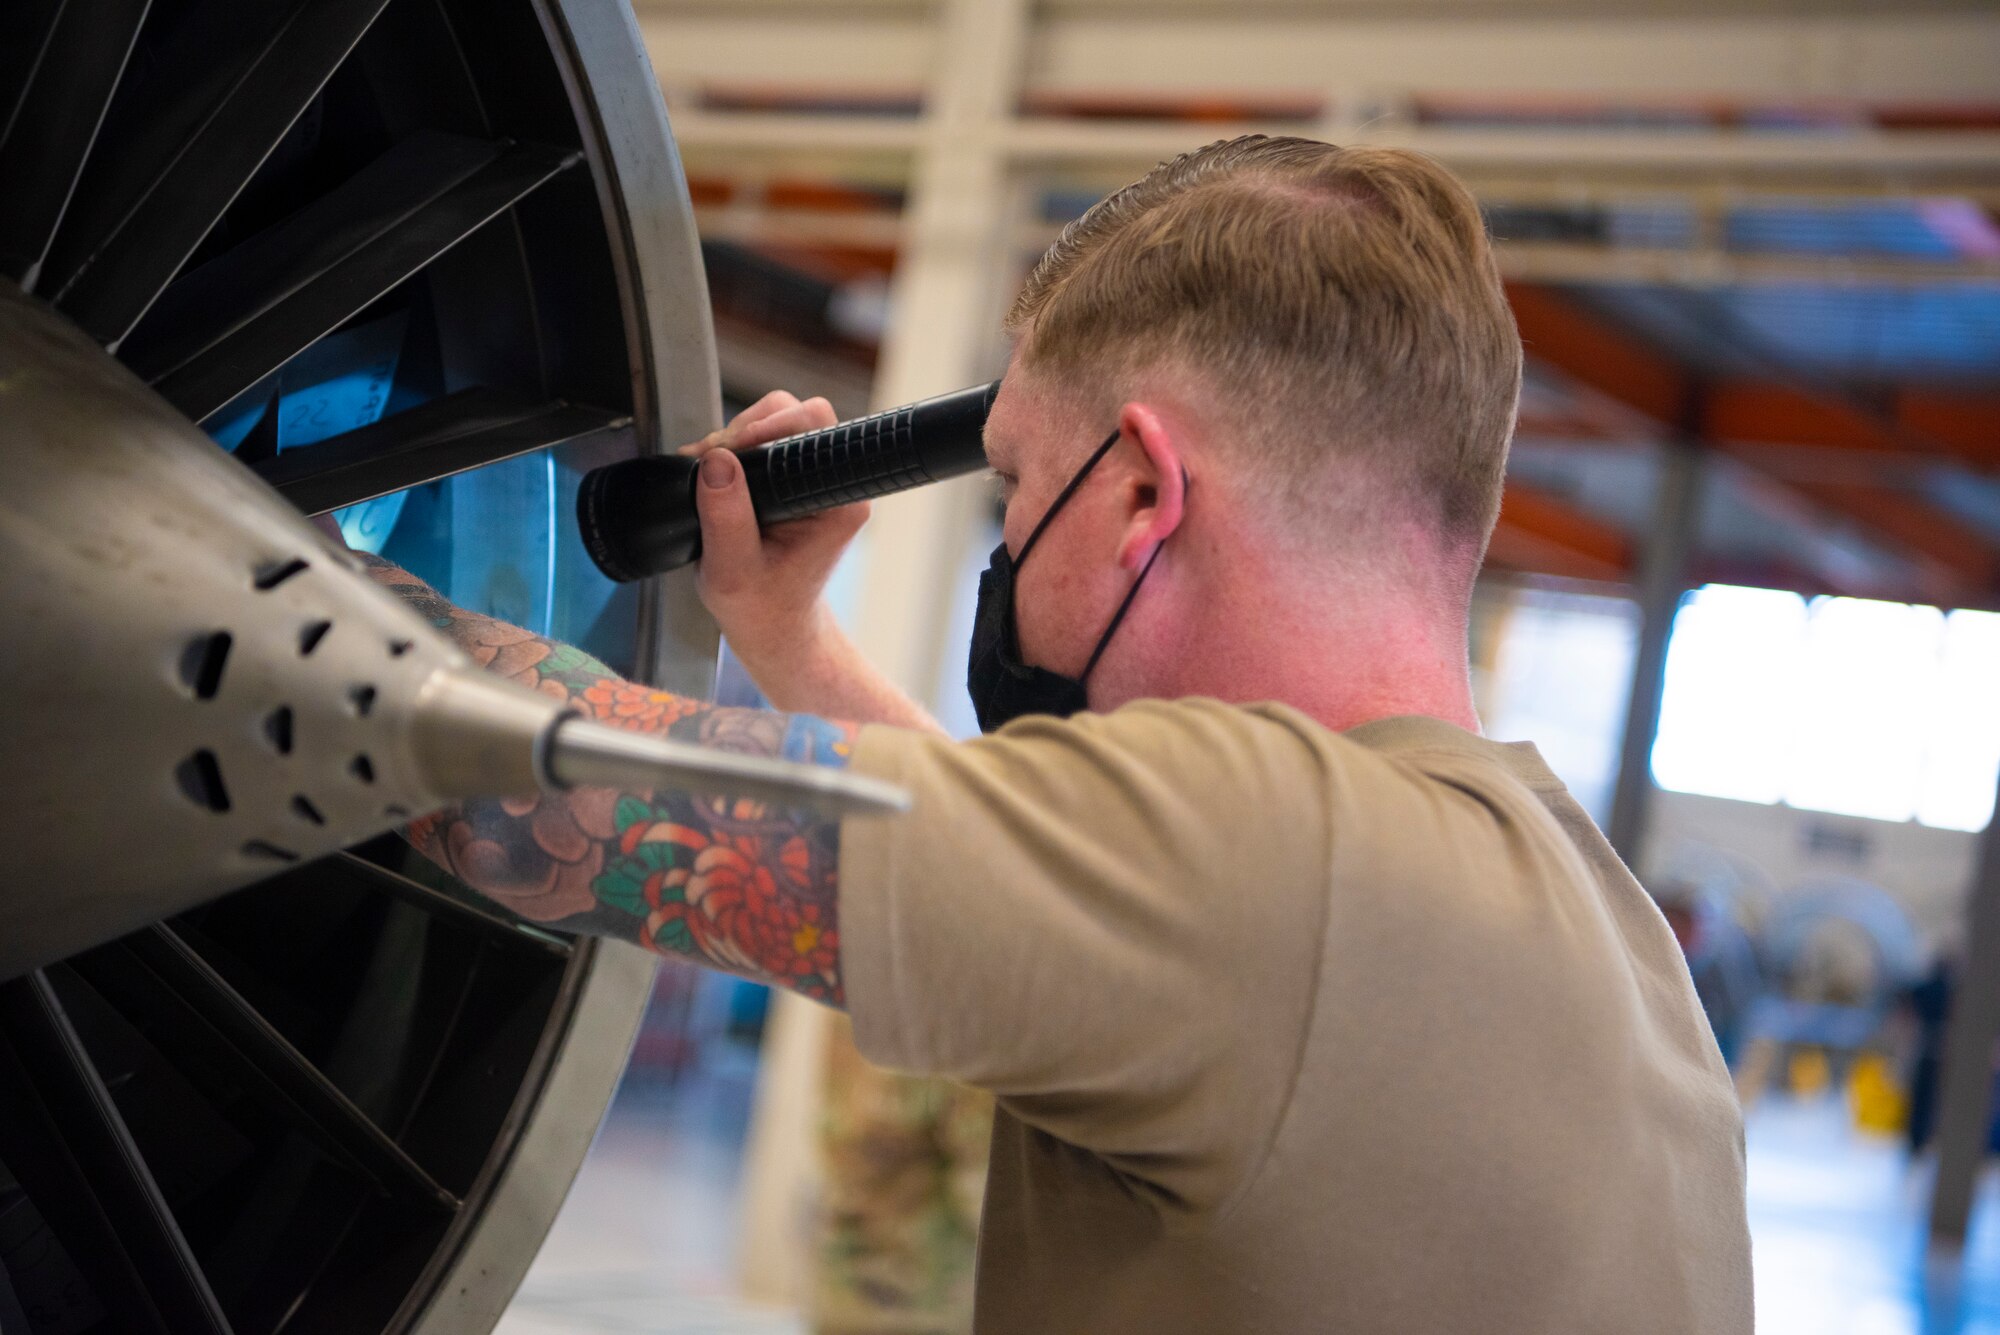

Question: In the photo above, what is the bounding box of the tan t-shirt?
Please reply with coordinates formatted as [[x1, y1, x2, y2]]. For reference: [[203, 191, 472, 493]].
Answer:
[[840, 699, 1752, 1334]]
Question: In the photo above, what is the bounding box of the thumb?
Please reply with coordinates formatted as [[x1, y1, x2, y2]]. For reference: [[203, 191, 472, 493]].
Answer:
[[692, 447, 762, 586]]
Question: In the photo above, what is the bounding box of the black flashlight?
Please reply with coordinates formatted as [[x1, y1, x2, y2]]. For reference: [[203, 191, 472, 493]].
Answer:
[[577, 380, 1000, 582]]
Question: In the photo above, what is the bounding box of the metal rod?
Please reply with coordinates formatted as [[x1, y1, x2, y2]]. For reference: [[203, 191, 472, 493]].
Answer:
[[545, 715, 911, 816]]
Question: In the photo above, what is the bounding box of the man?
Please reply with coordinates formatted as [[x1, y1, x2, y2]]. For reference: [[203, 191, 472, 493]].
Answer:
[[367, 136, 1753, 1331]]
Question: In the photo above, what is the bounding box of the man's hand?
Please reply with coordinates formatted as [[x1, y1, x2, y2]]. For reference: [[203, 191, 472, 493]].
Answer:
[[684, 390, 947, 736], [689, 391, 866, 673]]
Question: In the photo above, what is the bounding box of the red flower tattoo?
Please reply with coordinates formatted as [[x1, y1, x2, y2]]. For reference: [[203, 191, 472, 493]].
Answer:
[[632, 823, 840, 994]]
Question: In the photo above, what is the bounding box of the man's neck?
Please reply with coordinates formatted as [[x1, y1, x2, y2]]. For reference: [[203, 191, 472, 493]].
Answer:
[[1099, 543, 1483, 736], [1188, 608, 1480, 735]]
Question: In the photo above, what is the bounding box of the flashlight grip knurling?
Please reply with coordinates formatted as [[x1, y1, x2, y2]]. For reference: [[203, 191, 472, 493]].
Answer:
[[577, 380, 999, 583]]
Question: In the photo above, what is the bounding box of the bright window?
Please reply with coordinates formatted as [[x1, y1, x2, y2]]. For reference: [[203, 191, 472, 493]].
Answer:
[[1781, 598, 1941, 823], [1652, 586, 2000, 831], [1917, 610, 2000, 831], [1652, 585, 1809, 806]]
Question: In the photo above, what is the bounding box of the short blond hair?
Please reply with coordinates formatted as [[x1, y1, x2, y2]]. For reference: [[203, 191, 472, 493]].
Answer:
[[1007, 136, 1521, 557]]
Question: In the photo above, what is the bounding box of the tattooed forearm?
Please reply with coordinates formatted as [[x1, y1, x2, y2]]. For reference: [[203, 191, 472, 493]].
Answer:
[[359, 553, 855, 1004]]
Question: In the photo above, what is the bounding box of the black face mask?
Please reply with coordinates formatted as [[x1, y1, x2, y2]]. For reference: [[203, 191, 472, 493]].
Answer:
[[966, 429, 1169, 734]]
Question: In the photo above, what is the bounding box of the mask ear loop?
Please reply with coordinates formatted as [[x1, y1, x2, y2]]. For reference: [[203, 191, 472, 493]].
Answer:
[[1077, 464, 1189, 684], [1014, 428, 1123, 568]]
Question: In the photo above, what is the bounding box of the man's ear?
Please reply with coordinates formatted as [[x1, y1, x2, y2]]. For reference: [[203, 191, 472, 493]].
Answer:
[[1114, 401, 1188, 571]]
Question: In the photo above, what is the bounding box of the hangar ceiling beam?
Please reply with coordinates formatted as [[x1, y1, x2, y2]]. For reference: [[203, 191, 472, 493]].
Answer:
[[1508, 282, 2000, 607], [1485, 477, 1939, 606], [644, 0, 2000, 193], [680, 197, 2000, 288], [637, 2, 2000, 107], [1488, 483, 1634, 584], [667, 109, 2000, 195], [1707, 383, 2000, 475]]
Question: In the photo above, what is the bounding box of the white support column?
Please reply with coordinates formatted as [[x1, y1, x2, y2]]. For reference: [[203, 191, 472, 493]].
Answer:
[[852, 0, 1032, 702], [737, 0, 1032, 1306], [735, 984, 835, 1305]]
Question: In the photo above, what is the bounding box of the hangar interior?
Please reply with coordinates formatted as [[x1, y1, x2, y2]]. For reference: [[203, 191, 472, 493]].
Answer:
[[545, 2, 2000, 1332], [2, 0, 1998, 1333]]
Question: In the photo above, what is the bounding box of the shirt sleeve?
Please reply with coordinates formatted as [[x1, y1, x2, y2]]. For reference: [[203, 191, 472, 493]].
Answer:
[[837, 698, 1337, 1214]]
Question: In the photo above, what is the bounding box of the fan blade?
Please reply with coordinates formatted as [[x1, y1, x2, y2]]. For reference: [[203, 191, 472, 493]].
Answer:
[[0, 0, 63, 139], [118, 131, 501, 386], [142, 142, 580, 422], [94, 925, 461, 1213], [0, 970, 234, 1334], [255, 388, 625, 516], [0, 0, 151, 288], [42, 0, 396, 345], [335, 843, 574, 958]]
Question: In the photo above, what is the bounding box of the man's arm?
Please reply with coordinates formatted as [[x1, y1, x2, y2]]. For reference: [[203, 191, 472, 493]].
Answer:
[[359, 554, 855, 1005]]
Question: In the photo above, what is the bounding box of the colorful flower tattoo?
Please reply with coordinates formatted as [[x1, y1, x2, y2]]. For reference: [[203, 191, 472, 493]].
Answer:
[[359, 555, 856, 1004]]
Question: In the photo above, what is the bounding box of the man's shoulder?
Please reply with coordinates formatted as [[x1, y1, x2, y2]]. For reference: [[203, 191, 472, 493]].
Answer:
[[951, 696, 1483, 804], [1070, 695, 1346, 749], [1007, 696, 1374, 782], [859, 696, 1546, 828], [1081, 699, 1551, 798]]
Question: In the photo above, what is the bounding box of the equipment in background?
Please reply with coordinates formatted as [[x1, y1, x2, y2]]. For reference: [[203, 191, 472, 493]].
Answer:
[[1730, 877, 1925, 1115], [578, 380, 1001, 580]]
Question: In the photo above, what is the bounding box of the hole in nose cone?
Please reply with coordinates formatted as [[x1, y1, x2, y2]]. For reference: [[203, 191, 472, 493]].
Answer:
[[350, 754, 375, 784], [299, 620, 332, 655], [253, 557, 310, 591], [175, 750, 230, 812], [242, 840, 299, 862], [264, 706, 294, 754], [349, 684, 377, 717], [291, 795, 326, 825], [178, 631, 232, 700]]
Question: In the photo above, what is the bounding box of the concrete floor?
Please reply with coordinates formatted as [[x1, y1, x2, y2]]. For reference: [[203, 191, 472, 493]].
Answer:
[[494, 1048, 802, 1335], [498, 1060, 2000, 1334], [1747, 1097, 2000, 1335]]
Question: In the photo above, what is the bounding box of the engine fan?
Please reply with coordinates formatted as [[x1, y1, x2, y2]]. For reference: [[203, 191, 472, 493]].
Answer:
[[0, 3, 771, 1330]]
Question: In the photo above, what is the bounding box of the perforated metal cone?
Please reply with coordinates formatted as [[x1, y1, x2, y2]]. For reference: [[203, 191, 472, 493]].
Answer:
[[0, 281, 904, 982]]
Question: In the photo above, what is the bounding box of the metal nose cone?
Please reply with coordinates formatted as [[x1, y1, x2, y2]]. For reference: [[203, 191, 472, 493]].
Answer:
[[0, 281, 906, 982]]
